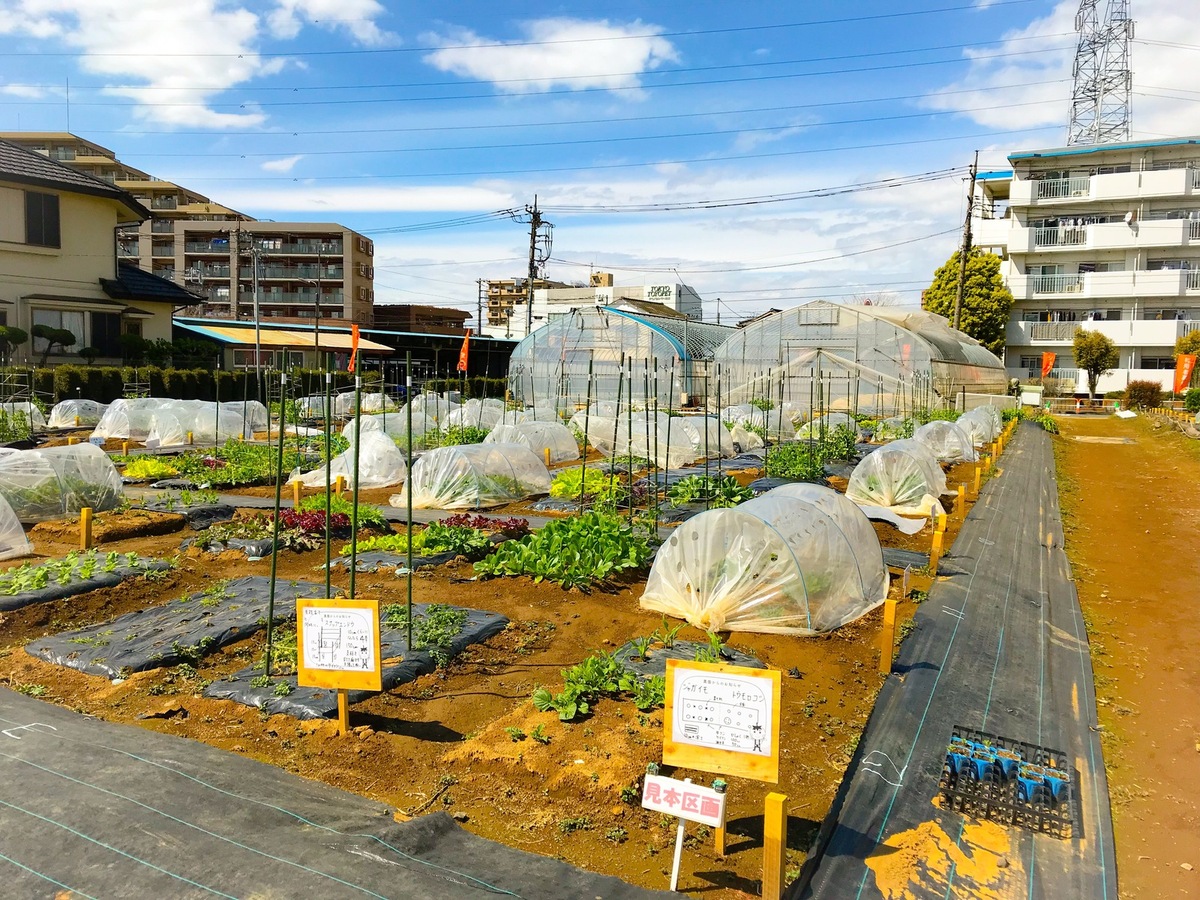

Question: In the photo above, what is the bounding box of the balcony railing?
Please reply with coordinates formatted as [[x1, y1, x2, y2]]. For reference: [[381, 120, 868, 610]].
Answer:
[[1032, 273, 1084, 294], [1035, 176, 1091, 200], [151, 245, 175, 258], [1189, 271, 1200, 291], [257, 291, 345, 304], [238, 265, 344, 280], [185, 241, 230, 253], [1029, 322, 1079, 341], [150, 198, 178, 210], [1033, 226, 1087, 247], [198, 265, 231, 278], [151, 220, 174, 233]]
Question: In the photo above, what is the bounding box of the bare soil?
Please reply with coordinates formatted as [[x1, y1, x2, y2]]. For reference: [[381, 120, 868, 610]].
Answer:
[[1053, 414, 1200, 898], [0, 457, 985, 897]]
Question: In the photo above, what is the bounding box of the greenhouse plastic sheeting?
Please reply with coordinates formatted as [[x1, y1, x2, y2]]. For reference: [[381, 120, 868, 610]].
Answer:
[[390, 443, 550, 509], [290, 430, 406, 489], [568, 413, 727, 469], [640, 486, 889, 635], [913, 420, 978, 464], [956, 407, 999, 446], [845, 438, 947, 518], [720, 405, 796, 441], [332, 392, 398, 416], [442, 399, 505, 432], [47, 399, 107, 429], [796, 412, 862, 440], [873, 416, 913, 441], [0, 443, 124, 521], [484, 422, 580, 464], [0, 493, 30, 561], [147, 406, 250, 447], [92, 398, 267, 442], [0, 401, 46, 430], [728, 423, 763, 452]]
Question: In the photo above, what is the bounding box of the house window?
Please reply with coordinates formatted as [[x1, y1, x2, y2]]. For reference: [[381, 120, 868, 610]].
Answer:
[[1142, 356, 1175, 369], [25, 192, 60, 247], [123, 320, 142, 337], [91, 312, 122, 358], [31, 309, 85, 354]]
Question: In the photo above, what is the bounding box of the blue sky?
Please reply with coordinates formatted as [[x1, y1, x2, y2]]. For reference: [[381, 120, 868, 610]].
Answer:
[[2, 0, 1197, 324]]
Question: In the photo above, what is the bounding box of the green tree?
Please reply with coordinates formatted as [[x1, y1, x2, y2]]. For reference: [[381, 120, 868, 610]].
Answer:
[[31, 324, 76, 366], [1073, 328, 1120, 402], [920, 248, 1013, 355], [0, 326, 28, 366], [119, 333, 148, 364], [79, 346, 101, 365]]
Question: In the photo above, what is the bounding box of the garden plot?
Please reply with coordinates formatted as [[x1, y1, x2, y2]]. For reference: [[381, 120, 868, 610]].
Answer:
[[205, 603, 509, 719], [25, 575, 325, 678], [0, 551, 168, 612]]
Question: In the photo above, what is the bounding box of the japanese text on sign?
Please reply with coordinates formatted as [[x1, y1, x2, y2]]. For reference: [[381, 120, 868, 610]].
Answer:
[[674, 670, 774, 756], [301, 607, 376, 673], [641, 774, 727, 828]]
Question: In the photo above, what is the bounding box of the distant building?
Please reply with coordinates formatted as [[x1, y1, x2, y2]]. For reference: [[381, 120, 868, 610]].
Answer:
[[481, 270, 706, 339], [0, 133, 376, 325], [0, 138, 188, 366], [975, 136, 1200, 394], [372, 303, 469, 335]]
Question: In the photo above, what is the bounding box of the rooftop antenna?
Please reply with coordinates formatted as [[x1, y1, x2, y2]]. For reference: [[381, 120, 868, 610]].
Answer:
[[1067, 0, 1134, 145]]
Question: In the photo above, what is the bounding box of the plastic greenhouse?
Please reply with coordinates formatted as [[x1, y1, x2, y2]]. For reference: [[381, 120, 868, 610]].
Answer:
[[290, 430, 406, 489], [0, 443, 124, 521], [48, 400, 108, 429], [92, 399, 268, 443], [390, 443, 551, 510], [640, 484, 889, 635], [845, 439, 948, 517], [713, 301, 1007, 416], [913, 421, 977, 464], [507, 306, 733, 409], [484, 422, 580, 464], [0, 401, 46, 431]]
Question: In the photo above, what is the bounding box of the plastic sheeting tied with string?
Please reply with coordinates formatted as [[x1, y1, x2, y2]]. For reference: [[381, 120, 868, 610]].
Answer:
[[289, 429, 407, 489], [567, 412, 735, 469], [390, 443, 551, 510], [913, 420, 978, 464], [0, 443, 124, 521], [484, 422, 580, 464], [845, 438, 947, 518], [640, 483, 889, 635], [47, 399, 107, 429], [873, 416, 912, 442]]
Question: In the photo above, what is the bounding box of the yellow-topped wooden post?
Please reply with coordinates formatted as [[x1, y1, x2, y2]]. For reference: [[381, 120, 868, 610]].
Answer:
[[930, 530, 944, 575], [80, 507, 93, 551], [972, 465, 982, 498], [67, 436, 77, 445], [122, 441, 129, 455], [544, 447, 551, 467], [187, 430, 194, 445], [337, 688, 350, 735], [293, 480, 301, 508], [762, 792, 788, 900], [878, 598, 897, 675], [956, 484, 966, 520], [74, 415, 80, 427], [334, 475, 346, 496], [935, 511, 947, 534]]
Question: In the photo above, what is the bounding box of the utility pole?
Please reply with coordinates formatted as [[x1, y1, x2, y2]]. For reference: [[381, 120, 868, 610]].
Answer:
[[477, 279, 484, 334], [953, 151, 979, 332], [526, 196, 542, 337]]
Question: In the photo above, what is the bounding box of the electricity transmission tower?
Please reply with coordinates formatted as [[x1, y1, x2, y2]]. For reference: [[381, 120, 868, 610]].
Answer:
[[1067, 0, 1134, 145]]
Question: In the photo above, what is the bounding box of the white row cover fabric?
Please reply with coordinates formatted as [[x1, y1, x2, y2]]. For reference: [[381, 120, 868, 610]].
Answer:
[[873, 417, 912, 442], [728, 423, 764, 452], [796, 412, 863, 441], [719, 405, 796, 441], [0, 443, 124, 522], [568, 413, 735, 469], [443, 399, 504, 432], [92, 399, 267, 442], [290, 430, 407, 489], [956, 407, 1000, 447], [333, 392, 398, 416], [498, 406, 564, 426], [845, 439, 947, 518], [913, 420, 977, 464], [390, 443, 550, 510], [0, 401, 46, 431], [147, 406, 249, 447], [640, 483, 889, 635], [0, 491, 30, 560], [484, 422, 580, 464], [48, 400, 107, 429]]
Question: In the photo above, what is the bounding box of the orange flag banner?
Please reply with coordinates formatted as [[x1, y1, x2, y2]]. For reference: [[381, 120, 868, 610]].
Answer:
[[1174, 353, 1197, 394], [1040, 352, 1056, 378], [347, 324, 360, 374], [457, 329, 471, 373]]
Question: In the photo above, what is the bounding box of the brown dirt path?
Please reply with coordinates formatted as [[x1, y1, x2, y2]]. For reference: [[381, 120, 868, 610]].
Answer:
[[1053, 413, 1200, 898]]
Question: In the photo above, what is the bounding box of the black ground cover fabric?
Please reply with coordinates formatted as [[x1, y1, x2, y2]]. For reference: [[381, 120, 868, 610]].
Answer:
[[326, 549, 458, 572], [0, 560, 171, 613], [25, 575, 326, 678], [204, 604, 509, 719], [613, 639, 765, 677]]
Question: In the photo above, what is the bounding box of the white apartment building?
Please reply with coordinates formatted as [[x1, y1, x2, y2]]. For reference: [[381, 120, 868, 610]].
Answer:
[[975, 136, 1200, 395], [481, 271, 705, 339]]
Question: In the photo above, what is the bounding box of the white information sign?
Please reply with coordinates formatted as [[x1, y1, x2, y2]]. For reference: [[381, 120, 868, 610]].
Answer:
[[641, 774, 727, 827], [672, 667, 774, 757], [300, 606, 376, 673]]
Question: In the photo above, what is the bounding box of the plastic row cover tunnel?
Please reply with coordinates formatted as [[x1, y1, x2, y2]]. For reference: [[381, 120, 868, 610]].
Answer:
[[913, 420, 977, 464], [47, 399, 108, 429], [485, 422, 580, 464], [567, 412, 735, 469], [845, 439, 947, 517], [0, 401, 47, 431], [390, 443, 551, 509], [640, 483, 889, 635], [289, 430, 407, 489], [92, 398, 268, 442], [956, 406, 1001, 447], [0, 443, 124, 521]]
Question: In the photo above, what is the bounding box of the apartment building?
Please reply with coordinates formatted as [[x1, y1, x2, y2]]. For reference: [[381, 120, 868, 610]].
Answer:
[[0, 133, 376, 325], [481, 271, 705, 339], [975, 136, 1200, 394]]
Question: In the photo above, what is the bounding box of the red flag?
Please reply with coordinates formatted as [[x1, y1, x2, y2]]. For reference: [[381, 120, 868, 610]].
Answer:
[[347, 324, 360, 374], [456, 328, 471, 373], [1174, 353, 1197, 394], [1040, 352, 1056, 378]]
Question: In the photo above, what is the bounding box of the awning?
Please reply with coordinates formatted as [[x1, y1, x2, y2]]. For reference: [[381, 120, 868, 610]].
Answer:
[[176, 321, 393, 354]]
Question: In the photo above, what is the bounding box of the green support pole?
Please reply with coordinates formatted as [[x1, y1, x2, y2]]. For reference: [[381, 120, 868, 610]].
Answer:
[[405, 353, 414, 652], [264, 371, 288, 678], [349, 376, 362, 598]]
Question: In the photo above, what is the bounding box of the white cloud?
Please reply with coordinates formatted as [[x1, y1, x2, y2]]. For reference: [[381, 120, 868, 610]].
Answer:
[[267, 0, 395, 46], [423, 18, 678, 93], [261, 154, 304, 173], [0, 83, 49, 98]]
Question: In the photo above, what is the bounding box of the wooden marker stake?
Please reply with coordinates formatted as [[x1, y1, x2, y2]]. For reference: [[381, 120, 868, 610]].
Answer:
[[878, 598, 897, 674], [334, 475, 346, 497], [187, 430, 194, 445], [293, 480, 301, 508], [544, 447, 551, 467], [80, 507, 93, 551], [762, 792, 788, 900], [67, 437, 77, 445], [122, 441, 130, 456], [74, 415, 80, 427], [935, 511, 947, 534], [713, 778, 728, 857], [957, 484, 966, 520], [973, 466, 982, 498], [930, 531, 944, 575], [337, 688, 350, 734]]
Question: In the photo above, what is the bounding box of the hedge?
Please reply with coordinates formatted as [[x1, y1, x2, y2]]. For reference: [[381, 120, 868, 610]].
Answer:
[[422, 376, 508, 399]]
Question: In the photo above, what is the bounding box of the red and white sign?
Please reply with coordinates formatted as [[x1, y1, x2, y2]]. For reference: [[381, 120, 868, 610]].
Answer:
[[641, 774, 727, 828], [1174, 353, 1196, 394]]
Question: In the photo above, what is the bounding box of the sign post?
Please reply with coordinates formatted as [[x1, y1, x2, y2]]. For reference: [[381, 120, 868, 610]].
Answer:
[[641, 765, 728, 892], [295, 597, 381, 734]]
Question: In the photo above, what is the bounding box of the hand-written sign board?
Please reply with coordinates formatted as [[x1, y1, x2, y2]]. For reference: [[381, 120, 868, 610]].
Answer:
[[295, 597, 382, 692], [664, 659, 781, 783], [641, 774, 727, 828]]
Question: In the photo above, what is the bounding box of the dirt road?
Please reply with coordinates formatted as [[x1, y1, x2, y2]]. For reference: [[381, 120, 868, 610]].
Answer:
[[1054, 413, 1200, 898]]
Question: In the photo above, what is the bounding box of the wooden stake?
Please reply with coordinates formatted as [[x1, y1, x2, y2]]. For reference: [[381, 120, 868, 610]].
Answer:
[[337, 688, 350, 734], [122, 441, 129, 455], [187, 430, 194, 445], [935, 511, 947, 533], [957, 484, 966, 520], [80, 507, 93, 551], [878, 598, 897, 674], [762, 792, 788, 900], [293, 480, 301, 508], [74, 415, 80, 427], [973, 466, 982, 497], [334, 475, 346, 497], [544, 447, 551, 467], [930, 531, 944, 575], [67, 437, 77, 445]]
